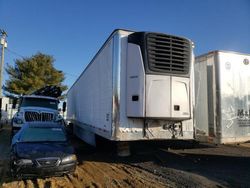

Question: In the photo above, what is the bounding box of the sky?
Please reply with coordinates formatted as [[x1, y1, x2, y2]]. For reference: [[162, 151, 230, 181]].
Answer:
[[0, 0, 250, 90]]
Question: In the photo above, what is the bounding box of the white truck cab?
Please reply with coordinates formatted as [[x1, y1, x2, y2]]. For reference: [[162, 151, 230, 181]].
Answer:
[[12, 95, 63, 135]]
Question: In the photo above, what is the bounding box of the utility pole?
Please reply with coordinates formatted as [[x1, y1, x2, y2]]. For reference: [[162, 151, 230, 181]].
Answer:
[[0, 29, 7, 116], [0, 29, 7, 98]]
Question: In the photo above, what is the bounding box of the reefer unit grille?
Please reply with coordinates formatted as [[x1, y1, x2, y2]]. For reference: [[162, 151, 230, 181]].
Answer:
[[128, 32, 192, 75], [146, 33, 190, 74]]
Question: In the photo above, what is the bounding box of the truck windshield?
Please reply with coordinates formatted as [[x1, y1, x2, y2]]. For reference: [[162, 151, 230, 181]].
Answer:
[[19, 127, 66, 142], [20, 97, 58, 110]]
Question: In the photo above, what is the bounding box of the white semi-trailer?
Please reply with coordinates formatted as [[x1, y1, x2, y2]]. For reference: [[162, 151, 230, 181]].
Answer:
[[195, 51, 250, 144], [67, 29, 195, 147]]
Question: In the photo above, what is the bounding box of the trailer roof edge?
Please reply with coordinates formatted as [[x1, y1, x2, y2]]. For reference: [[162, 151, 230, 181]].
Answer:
[[196, 50, 250, 60], [67, 29, 135, 94]]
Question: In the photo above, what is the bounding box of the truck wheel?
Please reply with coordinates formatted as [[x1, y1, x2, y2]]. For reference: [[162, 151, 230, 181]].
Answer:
[[9, 162, 16, 178], [66, 123, 74, 135]]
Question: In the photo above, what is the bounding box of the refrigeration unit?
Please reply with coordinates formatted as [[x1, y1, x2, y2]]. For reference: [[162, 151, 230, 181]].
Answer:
[[67, 29, 195, 146], [195, 51, 250, 144]]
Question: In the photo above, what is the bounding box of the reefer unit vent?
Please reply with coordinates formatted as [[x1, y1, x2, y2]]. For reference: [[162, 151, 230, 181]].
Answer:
[[128, 32, 191, 75], [147, 33, 190, 74]]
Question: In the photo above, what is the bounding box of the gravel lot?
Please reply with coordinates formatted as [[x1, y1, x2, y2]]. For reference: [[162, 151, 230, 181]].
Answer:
[[1, 124, 250, 188]]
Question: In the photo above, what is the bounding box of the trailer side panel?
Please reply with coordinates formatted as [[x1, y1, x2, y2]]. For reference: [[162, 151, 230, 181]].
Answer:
[[67, 39, 114, 142]]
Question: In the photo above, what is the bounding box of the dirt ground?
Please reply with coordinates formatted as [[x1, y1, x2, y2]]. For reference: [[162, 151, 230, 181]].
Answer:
[[1, 124, 250, 188]]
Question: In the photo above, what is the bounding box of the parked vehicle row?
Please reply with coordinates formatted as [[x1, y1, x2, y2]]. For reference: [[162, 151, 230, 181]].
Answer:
[[9, 86, 74, 178], [7, 29, 250, 179], [66, 29, 250, 146]]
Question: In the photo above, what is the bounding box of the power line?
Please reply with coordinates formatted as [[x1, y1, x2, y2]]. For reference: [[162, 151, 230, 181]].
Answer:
[[5, 48, 25, 58], [5, 48, 78, 78]]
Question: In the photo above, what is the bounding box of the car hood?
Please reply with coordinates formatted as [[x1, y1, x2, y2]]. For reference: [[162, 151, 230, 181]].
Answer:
[[15, 142, 74, 159]]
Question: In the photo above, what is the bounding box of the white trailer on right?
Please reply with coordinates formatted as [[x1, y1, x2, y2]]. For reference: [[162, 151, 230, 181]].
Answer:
[[195, 51, 250, 144]]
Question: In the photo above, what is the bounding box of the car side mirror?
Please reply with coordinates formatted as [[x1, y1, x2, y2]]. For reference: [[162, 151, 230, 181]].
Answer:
[[63, 102, 66, 113]]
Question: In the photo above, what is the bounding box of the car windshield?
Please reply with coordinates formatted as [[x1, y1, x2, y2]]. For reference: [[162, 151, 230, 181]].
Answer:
[[19, 127, 67, 142], [20, 97, 58, 110]]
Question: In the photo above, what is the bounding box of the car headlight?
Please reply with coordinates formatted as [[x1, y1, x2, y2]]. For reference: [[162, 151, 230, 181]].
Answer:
[[14, 159, 33, 165], [61, 154, 77, 164], [13, 117, 24, 124], [55, 114, 63, 121]]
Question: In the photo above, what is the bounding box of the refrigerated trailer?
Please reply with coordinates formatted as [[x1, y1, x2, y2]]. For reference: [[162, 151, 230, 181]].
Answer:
[[67, 29, 195, 146], [195, 51, 250, 144]]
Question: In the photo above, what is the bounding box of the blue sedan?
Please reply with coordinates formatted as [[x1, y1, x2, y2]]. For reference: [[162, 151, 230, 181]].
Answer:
[[10, 122, 77, 178]]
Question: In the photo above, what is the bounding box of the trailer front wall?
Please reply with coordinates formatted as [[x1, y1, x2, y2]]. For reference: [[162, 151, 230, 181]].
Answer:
[[195, 51, 250, 143], [218, 52, 250, 142], [117, 35, 194, 141]]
